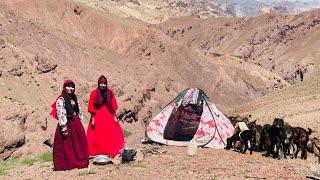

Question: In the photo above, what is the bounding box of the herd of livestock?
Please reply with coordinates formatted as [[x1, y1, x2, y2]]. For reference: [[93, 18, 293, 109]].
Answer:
[[226, 116, 320, 162]]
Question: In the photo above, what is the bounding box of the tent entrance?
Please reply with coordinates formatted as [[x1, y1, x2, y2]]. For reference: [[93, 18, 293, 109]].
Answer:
[[163, 103, 203, 141]]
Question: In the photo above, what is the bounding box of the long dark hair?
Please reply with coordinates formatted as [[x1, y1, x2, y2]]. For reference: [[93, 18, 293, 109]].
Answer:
[[94, 75, 115, 114], [98, 75, 108, 104]]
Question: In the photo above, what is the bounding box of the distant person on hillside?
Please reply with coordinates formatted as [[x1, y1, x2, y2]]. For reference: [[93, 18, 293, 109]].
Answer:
[[87, 75, 125, 158], [50, 80, 89, 171]]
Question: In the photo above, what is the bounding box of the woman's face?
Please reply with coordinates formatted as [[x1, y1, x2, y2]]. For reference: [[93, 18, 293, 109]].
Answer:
[[99, 82, 107, 90], [65, 86, 75, 94]]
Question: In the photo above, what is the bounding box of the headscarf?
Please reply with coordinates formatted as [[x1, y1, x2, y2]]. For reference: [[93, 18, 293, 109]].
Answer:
[[50, 80, 79, 119], [62, 80, 79, 118], [98, 75, 108, 86], [94, 75, 108, 105]]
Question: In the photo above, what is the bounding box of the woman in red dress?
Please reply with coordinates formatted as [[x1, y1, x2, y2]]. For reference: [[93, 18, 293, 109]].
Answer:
[[87, 75, 125, 158], [50, 80, 89, 171]]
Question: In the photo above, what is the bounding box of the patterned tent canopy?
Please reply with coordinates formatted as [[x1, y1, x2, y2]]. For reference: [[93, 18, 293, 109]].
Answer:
[[146, 88, 234, 148]]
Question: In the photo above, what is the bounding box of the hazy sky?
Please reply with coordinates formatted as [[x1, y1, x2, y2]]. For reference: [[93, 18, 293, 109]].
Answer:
[[288, 0, 320, 2], [260, 0, 320, 2]]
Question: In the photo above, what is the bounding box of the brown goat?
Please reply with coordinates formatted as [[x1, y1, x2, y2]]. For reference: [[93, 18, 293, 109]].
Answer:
[[307, 137, 320, 164], [291, 127, 312, 159]]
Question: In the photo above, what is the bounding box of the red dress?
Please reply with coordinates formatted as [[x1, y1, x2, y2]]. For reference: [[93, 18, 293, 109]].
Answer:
[[87, 89, 125, 157], [52, 97, 89, 171]]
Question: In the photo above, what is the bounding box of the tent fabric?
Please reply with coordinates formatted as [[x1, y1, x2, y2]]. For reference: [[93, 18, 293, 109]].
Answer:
[[146, 88, 234, 149], [181, 88, 199, 106]]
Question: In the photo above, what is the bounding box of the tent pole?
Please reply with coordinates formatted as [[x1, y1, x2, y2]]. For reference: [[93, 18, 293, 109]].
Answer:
[[202, 95, 226, 146]]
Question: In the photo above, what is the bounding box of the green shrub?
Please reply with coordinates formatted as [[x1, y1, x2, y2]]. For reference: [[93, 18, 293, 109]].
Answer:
[[124, 129, 132, 138], [20, 157, 38, 166]]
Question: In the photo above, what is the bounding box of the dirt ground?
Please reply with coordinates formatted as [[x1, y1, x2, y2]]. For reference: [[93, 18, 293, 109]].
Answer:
[[2, 120, 319, 180], [2, 141, 318, 180]]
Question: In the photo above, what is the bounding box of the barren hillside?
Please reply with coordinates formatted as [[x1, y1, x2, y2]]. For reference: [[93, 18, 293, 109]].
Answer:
[[231, 79, 320, 137], [0, 0, 287, 161], [158, 12, 320, 84], [73, 0, 232, 24]]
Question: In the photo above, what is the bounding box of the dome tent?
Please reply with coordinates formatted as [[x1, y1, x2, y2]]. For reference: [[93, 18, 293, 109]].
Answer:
[[146, 88, 234, 148]]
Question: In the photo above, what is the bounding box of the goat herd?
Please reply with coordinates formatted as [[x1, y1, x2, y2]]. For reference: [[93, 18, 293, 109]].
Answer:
[[226, 116, 320, 162]]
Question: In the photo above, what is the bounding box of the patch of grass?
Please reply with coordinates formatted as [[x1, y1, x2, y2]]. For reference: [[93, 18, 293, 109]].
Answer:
[[78, 168, 96, 176], [0, 166, 6, 176], [20, 152, 53, 166], [0, 158, 20, 176], [20, 157, 38, 166], [123, 129, 132, 138], [0, 153, 52, 176], [39, 152, 52, 162]]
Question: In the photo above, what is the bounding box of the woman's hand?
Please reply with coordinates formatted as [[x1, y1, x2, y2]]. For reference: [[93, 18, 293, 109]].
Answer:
[[90, 115, 95, 129], [61, 128, 68, 139]]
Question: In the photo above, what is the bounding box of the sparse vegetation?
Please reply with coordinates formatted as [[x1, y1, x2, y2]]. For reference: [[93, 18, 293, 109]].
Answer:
[[20, 152, 52, 166], [0, 152, 52, 176], [124, 129, 132, 138], [0, 166, 5, 176], [20, 157, 38, 166], [0, 158, 19, 176], [39, 152, 53, 162], [78, 168, 96, 176]]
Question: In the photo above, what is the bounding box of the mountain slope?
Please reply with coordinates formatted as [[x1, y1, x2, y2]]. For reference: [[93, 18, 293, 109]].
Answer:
[[158, 12, 320, 84], [231, 79, 320, 136], [0, 0, 287, 160], [72, 0, 232, 24]]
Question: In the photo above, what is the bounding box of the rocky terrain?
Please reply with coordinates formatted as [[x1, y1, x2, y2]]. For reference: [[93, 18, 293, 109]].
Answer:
[[158, 11, 320, 84], [0, 0, 319, 179], [73, 0, 232, 24], [231, 79, 320, 137]]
